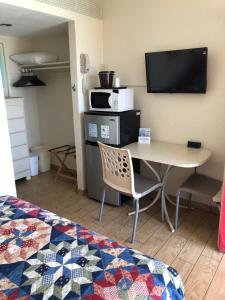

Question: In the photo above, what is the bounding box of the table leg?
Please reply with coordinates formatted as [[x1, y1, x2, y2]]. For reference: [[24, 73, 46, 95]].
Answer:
[[128, 161, 162, 216], [165, 193, 192, 209], [128, 189, 161, 216], [143, 160, 161, 182], [162, 189, 175, 232], [162, 165, 175, 232], [163, 166, 193, 209], [128, 161, 175, 232]]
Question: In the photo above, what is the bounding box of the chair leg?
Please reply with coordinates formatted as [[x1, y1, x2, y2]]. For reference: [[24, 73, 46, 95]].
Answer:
[[99, 187, 106, 222], [175, 191, 181, 230], [161, 188, 165, 223], [131, 198, 139, 243]]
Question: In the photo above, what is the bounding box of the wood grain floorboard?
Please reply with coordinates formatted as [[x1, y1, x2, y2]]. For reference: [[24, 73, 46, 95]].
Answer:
[[16, 171, 223, 300], [178, 224, 214, 265], [202, 229, 223, 262], [171, 257, 194, 283], [185, 255, 219, 300], [204, 254, 225, 299], [155, 234, 187, 265]]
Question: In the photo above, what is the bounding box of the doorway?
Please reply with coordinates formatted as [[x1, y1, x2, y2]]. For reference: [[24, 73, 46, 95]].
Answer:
[[0, 3, 78, 197]]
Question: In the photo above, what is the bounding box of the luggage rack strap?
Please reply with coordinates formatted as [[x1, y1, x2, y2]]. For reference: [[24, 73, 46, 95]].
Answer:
[[48, 145, 77, 183], [49, 145, 70, 152], [49, 145, 76, 154]]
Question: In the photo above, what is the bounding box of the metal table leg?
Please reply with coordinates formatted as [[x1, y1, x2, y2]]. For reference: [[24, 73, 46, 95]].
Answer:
[[161, 165, 175, 232], [163, 166, 193, 209], [165, 192, 192, 209], [128, 160, 162, 216], [128, 161, 175, 232], [128, 189, 161, 216]]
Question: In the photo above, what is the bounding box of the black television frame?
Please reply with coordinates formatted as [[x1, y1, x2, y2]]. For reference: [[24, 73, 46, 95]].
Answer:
[[145, 47, 208, 94]]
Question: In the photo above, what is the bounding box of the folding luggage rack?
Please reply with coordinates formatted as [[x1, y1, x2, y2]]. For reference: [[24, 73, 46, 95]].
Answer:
[[49, 145, 76, 182]]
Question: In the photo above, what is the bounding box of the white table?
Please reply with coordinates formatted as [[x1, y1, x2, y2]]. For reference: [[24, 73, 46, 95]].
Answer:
[[124, 141, 211, 232]]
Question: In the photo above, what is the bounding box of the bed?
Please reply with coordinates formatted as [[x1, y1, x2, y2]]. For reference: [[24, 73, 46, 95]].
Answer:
[[0, 196, 184, 299]]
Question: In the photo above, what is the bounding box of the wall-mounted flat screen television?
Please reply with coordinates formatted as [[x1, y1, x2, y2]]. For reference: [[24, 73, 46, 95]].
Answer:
[[145, 47, 208, 93]]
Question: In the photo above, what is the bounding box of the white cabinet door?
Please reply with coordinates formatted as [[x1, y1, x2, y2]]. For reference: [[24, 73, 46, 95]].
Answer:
[[6, 105, 24, 119], [14, 170, 30, 181], [10, 132, 28, 147], [11, 145, 29, 161], [8, 118, 26, 133], [13, 158, 30, 174]]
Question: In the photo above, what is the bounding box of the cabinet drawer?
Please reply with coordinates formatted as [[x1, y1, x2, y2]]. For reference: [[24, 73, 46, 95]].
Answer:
[[13, 158, 29, 174], [5, 98, 24, 106], [6, 105, 24, 119], [8, 118, 26, 133], [11, 145, 29, 161], [10, 132, 28, 147], [14, 170, 30, 180]]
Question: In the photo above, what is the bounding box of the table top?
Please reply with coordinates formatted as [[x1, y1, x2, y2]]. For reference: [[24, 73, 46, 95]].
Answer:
[[124, 141, 211, 168]]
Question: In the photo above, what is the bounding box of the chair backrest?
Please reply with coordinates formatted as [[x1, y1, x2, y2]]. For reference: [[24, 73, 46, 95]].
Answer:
[[98, 142, 135, 196]]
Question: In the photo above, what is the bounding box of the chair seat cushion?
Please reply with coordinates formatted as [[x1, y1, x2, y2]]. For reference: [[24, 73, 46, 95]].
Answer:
[[134, 173, 161, 198], [179, 173, 222, 198]]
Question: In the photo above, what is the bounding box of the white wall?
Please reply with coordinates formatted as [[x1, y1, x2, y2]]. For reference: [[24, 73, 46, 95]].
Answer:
[[0, 0, 104, 190], [31, 34, 76, 169], [69, 16, 103, 189], [0, 73, 16, 196], [0, 33, 75, 166], [1, 33, 77, 170], [0, 35, 41, 147], [103, 0, 225, 193], [31, 18, 104, 186]]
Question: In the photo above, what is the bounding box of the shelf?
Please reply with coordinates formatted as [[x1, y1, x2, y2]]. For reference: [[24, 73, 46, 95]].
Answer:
[[20, 61, 70, 72]]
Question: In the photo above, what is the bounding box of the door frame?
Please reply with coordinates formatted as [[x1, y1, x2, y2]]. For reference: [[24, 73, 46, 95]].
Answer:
[[0, 72, 16, 196], [68, 21, 86, 191]]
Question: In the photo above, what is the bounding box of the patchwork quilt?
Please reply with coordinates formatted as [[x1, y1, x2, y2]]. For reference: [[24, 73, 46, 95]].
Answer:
[[0, 196, 184, 299]]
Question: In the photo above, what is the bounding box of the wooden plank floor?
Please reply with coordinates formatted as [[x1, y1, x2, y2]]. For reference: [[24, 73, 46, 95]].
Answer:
[[16, 170, 224, 300]]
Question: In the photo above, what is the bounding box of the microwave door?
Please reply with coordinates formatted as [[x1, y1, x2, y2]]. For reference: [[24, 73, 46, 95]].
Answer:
[[91, 92, 111, 109]]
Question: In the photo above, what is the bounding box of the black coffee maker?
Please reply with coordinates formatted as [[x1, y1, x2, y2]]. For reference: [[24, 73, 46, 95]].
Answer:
[[98, 71, 115, 88]]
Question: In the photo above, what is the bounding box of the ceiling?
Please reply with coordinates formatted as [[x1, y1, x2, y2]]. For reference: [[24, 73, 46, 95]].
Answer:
[[0, 3, 69, 38], [35, 0, 103, 19]]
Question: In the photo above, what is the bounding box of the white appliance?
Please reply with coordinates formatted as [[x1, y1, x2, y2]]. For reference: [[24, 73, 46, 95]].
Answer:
[[89, 88, 134, 112]]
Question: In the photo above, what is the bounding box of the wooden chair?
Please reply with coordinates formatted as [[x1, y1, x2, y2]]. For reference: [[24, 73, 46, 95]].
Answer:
[[175, 173, 222, 230], [98, 142, 163, 243]]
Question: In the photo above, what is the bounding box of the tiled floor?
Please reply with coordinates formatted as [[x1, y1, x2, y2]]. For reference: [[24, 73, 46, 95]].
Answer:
[[17, 170, 224, 299]]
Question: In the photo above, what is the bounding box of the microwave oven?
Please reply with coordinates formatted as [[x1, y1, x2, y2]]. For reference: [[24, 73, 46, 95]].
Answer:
[[89, 88, 134, 112]]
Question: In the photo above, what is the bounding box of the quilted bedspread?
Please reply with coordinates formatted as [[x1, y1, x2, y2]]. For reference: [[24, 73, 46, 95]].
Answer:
[[0, 196, 184, 299]]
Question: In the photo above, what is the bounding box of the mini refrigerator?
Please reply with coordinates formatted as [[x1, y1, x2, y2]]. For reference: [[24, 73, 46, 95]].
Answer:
[[84, 110, 140, 206]]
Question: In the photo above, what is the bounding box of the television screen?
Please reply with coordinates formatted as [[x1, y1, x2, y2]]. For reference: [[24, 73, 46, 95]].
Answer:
[[145, 47, 208, 93]]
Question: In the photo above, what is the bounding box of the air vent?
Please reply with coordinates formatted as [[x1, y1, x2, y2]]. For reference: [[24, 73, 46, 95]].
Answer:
[[35, 0, 103, 19]]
